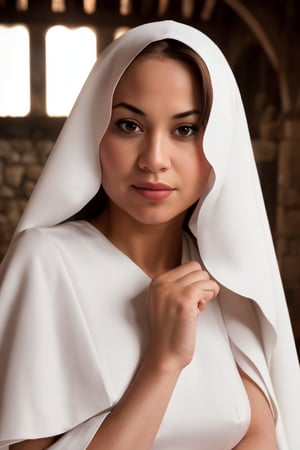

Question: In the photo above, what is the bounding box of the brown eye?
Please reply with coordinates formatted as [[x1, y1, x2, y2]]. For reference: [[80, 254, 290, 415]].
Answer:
[[117, 119, 142, 133], [175, 124, 198, 137]]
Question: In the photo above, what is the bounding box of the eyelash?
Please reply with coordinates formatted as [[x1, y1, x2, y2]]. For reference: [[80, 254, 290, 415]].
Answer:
[[174, 124, 200, 137], [115, 119, 200, 137], [116, 119, 142, 133]]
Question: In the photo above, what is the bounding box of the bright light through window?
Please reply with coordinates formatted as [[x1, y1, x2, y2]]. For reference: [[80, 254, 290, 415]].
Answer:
[[120, 0, 131, 15], [114, 27, 130, 40], [0, 25, 30, 117], [46, 26, 97, 116]]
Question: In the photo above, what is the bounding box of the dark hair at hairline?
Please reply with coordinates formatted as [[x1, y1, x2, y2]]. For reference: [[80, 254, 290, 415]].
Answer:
[[136, 39, 213, 130]]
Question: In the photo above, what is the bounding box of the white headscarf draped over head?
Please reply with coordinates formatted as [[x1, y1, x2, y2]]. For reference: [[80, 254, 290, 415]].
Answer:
[[9, 20, 300, 449]]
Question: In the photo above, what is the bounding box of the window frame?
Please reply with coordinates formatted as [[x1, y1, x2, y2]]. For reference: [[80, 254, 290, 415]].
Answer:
[[0, 5, 143, 139]]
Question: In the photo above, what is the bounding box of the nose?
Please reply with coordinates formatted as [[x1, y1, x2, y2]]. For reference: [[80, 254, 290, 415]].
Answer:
[[138, 131, 171, 173]]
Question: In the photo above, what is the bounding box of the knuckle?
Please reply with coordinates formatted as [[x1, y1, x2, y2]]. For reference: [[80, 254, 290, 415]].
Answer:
[[213, 280, 220, 293], [189, 260, 202, 270], [151, 275, 166, 291], [201, 270, 210, 280]]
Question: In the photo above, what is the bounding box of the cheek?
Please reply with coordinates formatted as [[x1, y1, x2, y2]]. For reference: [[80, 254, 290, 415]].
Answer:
[[99, 139, 130, 188], [185, 151, 211, 184], [186, 154, 211, 201], [199, 155, 212, 182], [99, 138, 116, 175]]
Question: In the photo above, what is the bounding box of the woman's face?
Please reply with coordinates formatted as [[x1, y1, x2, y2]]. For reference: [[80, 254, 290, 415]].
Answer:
[[99, 55, 211, 229]]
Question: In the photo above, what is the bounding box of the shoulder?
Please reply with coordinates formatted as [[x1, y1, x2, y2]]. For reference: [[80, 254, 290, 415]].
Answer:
[[0, 222, 85, 285], [0, 223, 94, 324], [9, 220, 92, 260]]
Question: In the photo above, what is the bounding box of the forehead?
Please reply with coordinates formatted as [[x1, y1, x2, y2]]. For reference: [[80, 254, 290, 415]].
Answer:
[[112, 55, 201, 104]]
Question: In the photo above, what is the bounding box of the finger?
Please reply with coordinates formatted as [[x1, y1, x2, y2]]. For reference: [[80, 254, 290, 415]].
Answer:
[[176, 269, 210, 287], [197, 289, 216, 312], [161, 261, 203, 282], [197, 299, 207, 311], [188, 279, 220, 302]]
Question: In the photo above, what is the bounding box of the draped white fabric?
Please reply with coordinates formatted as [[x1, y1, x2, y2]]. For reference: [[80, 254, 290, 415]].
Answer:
[[0, 20, 299, 449], [1, 223, 252, 449]]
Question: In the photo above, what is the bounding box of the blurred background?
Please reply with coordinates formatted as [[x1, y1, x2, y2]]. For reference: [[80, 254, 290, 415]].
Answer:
[[0, 0, 299, 355]]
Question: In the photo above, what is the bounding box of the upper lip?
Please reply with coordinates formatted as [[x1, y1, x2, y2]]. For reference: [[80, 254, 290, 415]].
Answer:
[[133, 182, 174, 190]]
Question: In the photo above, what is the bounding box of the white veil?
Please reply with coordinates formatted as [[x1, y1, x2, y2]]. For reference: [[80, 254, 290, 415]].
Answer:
[[1, 20, 299, 449]]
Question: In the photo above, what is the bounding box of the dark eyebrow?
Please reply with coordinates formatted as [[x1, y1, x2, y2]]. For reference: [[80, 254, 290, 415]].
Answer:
[[112, 102, 200, 120], [112, 102, 145, 116], [171, 109, 201, 119]]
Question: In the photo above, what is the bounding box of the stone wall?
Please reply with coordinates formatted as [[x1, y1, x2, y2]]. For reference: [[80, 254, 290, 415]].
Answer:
[[0, 138, 53, 257]]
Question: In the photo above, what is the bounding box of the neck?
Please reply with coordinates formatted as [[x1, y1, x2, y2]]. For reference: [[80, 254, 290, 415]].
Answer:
[[91, 207, 185, 278]]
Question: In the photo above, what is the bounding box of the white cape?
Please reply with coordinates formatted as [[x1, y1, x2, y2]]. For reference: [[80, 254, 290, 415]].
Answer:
[[0, 20, 299, 449]]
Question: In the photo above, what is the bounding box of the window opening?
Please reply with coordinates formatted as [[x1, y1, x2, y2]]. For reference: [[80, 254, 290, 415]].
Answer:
[[46, 26, 97, 116], [16, 0, 28, 11], [83, 0, 96, 14], [157, 0, 169, 15], [51, 0, 65, 13], [120, 0, 131, 15], [0, 25, 30, 117], [182, 0, 194, 19]]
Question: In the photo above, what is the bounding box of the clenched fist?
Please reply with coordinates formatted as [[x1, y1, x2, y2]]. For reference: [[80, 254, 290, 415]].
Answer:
[[145, 261, 220, 372]]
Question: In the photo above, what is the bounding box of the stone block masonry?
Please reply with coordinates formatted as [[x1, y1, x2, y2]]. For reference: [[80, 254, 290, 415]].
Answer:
[[0, 139, 52, 257]]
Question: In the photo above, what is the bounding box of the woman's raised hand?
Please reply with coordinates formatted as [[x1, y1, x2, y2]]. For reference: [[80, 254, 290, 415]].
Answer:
[[145, 261, 220, 372]]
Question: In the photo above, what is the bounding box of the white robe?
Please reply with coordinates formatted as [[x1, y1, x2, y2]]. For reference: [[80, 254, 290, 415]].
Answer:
[[1, 220, 253, 449]]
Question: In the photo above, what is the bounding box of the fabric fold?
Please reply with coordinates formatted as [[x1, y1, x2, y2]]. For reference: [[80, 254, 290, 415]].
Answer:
[[0, 229, 112, 444], [48, 411, 110, 450]]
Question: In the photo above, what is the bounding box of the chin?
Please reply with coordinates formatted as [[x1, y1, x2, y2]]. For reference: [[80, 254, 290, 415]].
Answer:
[[131, 211, 184, 228]]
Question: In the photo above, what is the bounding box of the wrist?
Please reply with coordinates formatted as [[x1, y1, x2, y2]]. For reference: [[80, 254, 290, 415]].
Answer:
[[142, 350, 184, 381]]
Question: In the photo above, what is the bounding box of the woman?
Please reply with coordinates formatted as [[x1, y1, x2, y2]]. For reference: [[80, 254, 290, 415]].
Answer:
[[0, 21, 299, 449]]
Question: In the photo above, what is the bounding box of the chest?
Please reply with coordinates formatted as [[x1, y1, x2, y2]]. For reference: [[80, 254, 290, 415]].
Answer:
[[60, 228, 251, 449], [75, 268, 250, 449]]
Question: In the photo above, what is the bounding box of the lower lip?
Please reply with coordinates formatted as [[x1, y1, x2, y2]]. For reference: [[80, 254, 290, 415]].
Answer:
[[134, 187, 174, 201]]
